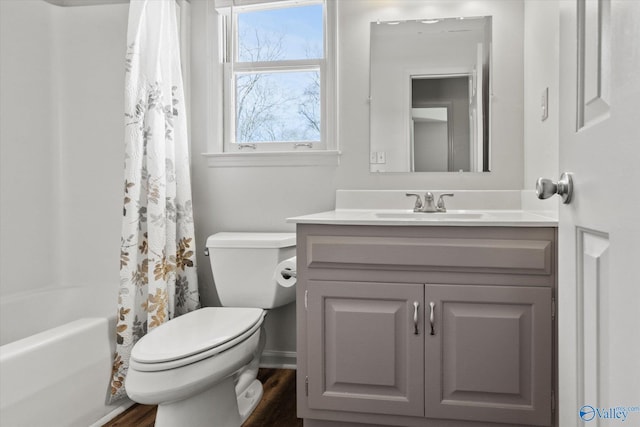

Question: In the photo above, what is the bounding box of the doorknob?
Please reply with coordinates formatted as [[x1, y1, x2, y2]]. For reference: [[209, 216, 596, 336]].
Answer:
[[536, 172, 573, 204]]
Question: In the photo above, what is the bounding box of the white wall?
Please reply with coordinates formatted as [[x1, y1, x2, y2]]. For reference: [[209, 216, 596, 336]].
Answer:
[[53, 3, 128, 291], [0, 0, 126, 316], [523, 0, 560, 193], [1, 0, 59, 296]]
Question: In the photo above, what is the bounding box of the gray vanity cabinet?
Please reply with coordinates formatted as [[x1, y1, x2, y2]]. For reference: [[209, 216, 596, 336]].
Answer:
[[296, 224, 557, 427], [306, 280, 425, 416], [425, 284, 552, 426]]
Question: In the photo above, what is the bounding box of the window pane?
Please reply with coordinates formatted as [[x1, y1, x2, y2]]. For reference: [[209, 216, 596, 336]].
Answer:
[[235, 71, 321, 143], [237, 4, 323, 62]]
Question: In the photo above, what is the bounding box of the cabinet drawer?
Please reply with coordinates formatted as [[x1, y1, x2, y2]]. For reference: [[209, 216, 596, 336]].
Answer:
[[306, 234, 553, 275]]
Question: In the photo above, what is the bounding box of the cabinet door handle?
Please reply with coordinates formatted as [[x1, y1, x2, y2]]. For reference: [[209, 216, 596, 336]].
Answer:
[[429, 302, 435, 335], [413, 301, 419, 335]]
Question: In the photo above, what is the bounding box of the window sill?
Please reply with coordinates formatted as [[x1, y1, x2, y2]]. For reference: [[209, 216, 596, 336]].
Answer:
[[202, 150, 341, 168]]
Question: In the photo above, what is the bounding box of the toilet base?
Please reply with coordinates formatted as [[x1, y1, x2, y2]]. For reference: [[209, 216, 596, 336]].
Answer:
[[155, 376, 241, 427], [238, 379, 264, 423]]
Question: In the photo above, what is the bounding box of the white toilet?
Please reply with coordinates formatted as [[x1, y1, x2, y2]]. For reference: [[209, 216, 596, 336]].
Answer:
[[125, 232, 296, 427]]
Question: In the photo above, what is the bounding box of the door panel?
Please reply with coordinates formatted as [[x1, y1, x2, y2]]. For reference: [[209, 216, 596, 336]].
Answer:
[[559, 1, 640, 426], [306, 281, 424, 417], [577, 229, 610, 419], [425, 284, 552, 426]]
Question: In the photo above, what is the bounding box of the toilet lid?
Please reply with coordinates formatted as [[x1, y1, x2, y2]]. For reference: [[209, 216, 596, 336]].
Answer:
[[131, 307, 265, 364]]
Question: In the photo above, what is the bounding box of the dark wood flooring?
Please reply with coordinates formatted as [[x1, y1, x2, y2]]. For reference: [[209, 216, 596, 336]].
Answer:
[[103, 368, 302, 427]]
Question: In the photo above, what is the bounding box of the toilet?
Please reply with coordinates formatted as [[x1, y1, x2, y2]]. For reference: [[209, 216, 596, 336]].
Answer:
[[125, 232, 296, 427]]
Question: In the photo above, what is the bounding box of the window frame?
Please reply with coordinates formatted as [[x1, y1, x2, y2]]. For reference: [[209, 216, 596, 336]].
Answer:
[[213, 0, 337, 161]]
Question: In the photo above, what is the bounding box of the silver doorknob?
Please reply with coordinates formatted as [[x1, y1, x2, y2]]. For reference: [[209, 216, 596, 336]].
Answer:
[[536, 172, 573, 204]]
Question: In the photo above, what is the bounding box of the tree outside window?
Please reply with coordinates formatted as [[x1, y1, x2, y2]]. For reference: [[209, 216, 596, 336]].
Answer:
[[226, 1, 325, 148]]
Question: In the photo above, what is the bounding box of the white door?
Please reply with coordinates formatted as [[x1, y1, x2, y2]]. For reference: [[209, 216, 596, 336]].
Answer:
[[558, 1, 640, 425]]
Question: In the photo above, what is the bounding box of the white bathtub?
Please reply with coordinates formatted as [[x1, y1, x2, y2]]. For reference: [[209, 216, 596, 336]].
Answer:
[[0, 286, 132, 426]]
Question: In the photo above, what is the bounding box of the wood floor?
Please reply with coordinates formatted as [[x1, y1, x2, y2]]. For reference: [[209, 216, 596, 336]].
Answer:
[[103, 369, 302, 427]]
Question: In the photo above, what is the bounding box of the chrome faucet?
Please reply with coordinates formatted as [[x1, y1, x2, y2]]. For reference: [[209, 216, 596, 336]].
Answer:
[[436, 193, 454, 212], [405, 192, 454, 213], [405, 192, 425, 211]]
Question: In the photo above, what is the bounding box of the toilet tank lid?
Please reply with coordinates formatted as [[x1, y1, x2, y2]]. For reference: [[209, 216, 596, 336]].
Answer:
[[206, 232, 296, 249]]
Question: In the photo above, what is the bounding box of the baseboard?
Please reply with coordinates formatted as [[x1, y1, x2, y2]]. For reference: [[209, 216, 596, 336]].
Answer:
[[260, 350, 297, 369], [89, 399, 135, 427]]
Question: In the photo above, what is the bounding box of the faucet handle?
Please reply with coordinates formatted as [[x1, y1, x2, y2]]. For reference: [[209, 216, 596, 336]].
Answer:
[[436, 193, 454, 211], [405, 193, 423, 210]]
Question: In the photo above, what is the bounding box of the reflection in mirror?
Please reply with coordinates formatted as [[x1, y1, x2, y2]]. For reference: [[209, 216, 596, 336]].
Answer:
[[412, 76, 469, 172], [370, 16, 492, 173], [412, 106, 450, 172]]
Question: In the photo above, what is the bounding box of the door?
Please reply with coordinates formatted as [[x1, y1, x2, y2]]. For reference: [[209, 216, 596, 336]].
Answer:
[[425, 284, 552, 426], [558, 1, 640, 426], [306, 280, 424, 417]]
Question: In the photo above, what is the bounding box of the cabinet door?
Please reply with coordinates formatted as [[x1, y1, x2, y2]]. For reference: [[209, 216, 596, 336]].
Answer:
[[425, 284, 552, 426], [307, 281, 424, 417]]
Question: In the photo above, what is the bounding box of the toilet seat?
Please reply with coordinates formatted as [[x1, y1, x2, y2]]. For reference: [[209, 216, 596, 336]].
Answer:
[[130, 307, 265, 372]]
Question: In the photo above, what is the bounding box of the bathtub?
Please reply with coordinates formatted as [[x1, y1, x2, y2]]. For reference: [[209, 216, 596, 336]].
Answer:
[[0, 286, 133, 426]]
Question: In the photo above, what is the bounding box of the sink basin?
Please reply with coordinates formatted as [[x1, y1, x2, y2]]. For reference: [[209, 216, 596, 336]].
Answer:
[[374, 211, 485, 220]]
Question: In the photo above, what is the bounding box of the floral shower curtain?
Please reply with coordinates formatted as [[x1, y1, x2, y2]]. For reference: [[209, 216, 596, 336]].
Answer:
[[109, 0, 200, 402]]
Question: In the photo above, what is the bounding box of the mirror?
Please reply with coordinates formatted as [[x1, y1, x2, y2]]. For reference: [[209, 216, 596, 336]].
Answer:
[[370, 16, 492, 173]]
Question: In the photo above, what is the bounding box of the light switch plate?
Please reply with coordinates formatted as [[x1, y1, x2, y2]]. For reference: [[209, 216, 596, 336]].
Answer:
[[541, 87, 549, 121]]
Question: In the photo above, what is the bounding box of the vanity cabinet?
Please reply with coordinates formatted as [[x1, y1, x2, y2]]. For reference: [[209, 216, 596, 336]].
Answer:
[[424, 284, 552, 426], [306, 281, 425, 417], [296, 224, 557, 427]]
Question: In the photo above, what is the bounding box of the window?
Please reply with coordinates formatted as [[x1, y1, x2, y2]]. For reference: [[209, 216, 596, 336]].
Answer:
[[216, 0, 336, 161]]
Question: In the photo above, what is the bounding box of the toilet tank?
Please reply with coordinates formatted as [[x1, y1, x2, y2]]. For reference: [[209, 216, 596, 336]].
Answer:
[[205, 232, 296, 309]]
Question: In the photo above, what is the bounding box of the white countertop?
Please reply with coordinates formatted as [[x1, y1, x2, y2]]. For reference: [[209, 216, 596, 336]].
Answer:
[[287, 209, 558, 227]]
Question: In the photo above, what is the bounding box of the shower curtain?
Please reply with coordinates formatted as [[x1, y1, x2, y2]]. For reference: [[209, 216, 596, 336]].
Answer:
[[109, 0, 200, 402]]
